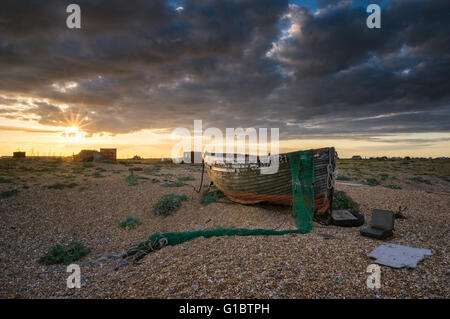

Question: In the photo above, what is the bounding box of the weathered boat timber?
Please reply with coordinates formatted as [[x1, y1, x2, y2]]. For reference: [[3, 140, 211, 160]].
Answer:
[[204, 147, 337, 222]]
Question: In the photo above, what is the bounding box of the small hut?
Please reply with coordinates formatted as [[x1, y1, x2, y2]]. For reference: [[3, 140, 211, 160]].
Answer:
[[13, 152, 26, 158], [76, 150, 99, 162], [100, 148, 117, 161]]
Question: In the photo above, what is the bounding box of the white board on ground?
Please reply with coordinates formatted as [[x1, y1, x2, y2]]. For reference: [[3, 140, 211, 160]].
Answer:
[[368, 243, 432, 268], [335, 182, 367, 187]]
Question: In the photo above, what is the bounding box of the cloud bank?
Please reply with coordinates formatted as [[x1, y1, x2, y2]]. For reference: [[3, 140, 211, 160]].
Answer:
[[0, 0, 449, 141]]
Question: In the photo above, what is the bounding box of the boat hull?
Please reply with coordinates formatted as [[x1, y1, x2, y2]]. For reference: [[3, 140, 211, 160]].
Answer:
[[204, 147, 337, 222]]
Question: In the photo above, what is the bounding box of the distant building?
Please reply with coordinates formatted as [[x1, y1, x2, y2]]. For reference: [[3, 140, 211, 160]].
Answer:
[[352, 155, 362, 160], [13, 152, 26, 158], [76, 150, 98, 162], [74, 148, 117, 162], [100, 148, 117, 161]]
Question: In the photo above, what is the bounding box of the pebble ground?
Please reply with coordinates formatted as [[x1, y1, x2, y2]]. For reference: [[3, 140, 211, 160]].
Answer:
[[0, 160, 448, 298]]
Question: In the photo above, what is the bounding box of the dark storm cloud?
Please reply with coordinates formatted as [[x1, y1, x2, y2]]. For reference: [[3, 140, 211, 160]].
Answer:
[[0, 0, 449, 139], [269, 0, 450, 114]]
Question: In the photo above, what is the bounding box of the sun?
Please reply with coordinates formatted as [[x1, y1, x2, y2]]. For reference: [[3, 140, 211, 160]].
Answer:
[[63, 126, 87, 141], [58, 107, 93, 142]]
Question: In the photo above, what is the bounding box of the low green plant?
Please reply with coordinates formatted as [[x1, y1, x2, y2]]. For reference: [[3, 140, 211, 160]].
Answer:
[[0, 189, 19, 199], [91, 172, 105, 178], [408, 176, 432, 185], [384, 184, 402, 189], [0, 176, 12, 183], [440, 176, 450, 183], [151, 178, 160, 183], [332, 191, 359, 213], [201, 186, 225, 205], [161, 181, 184, 187], [143, 167, 161, 176], [119, 216, 142, 229], [119, 161, 133, 167], [380, 173, 389, 181], [337, 175, 351, 181], [38, 242, 90, 265], [153, 193, 188, 216], [125, 175, 138, 186], [364, 178, 380, 186]]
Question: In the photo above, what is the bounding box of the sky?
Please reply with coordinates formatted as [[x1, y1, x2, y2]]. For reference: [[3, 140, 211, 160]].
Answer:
[[0, 0, 449, 158]]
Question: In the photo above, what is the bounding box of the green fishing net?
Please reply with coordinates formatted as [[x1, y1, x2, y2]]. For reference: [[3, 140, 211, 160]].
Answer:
[[125, 150, 315, 258], [287, 149, 315, 232]]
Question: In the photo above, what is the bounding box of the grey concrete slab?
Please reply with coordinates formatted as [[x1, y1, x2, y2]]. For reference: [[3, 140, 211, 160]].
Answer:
[[332, 210, 357, 221], [368, 243, 432, 268]]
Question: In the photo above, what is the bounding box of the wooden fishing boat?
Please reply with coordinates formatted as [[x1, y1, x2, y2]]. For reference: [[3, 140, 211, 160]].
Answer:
[[204, 147, 337, 223]]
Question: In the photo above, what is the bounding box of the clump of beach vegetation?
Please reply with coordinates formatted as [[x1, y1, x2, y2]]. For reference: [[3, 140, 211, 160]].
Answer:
[[201, 185, 225, 205], [153, 193, 188, 216], [119, 216, 142, 229], [332, 191, 359, 213], [38, 242, 90, 265]]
